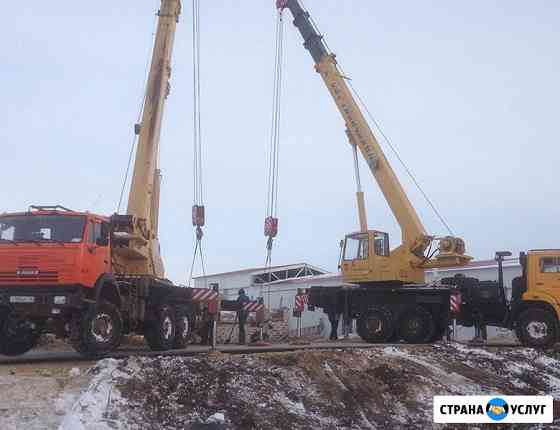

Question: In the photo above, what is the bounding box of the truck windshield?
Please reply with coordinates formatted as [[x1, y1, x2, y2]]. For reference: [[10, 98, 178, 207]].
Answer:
[[0, 215, 86, 243]]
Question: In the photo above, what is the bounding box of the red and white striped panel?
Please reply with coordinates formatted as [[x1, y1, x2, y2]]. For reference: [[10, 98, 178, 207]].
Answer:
[[294, 294, 308, 312], [243, 302, 264, 313], [450, 292, 461, 314], [191, 288, 219, 302]]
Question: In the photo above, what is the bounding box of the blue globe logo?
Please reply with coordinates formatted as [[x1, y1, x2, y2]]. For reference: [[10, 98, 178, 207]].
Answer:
[[486, 397, 509, 421]]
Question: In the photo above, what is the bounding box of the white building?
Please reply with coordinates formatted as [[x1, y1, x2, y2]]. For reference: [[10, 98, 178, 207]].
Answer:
[[194, 263, 342, 335], [194, 263, 327, 301]]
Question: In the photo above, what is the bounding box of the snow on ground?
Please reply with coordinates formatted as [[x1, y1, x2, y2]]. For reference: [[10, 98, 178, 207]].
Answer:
[[53, 344, 560, 429], [0, 362, 92, 430], [3, 343, 560, 429], [59, 359, 135, 430]]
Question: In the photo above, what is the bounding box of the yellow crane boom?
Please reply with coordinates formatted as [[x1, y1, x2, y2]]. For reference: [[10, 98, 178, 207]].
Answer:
[[113, 0, 182, 278], [279, 0, 470, 283]]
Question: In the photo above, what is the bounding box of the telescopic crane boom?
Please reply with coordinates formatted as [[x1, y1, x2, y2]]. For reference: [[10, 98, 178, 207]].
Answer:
[[278, 0, 470, 284], [114, 0, 182, 278], [0, 0, 213, 358]]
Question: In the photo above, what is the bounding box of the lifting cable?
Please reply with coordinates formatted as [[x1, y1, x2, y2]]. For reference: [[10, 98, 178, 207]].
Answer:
[[188, 0, 207, 287], [299, 0, 455, 236], [264, 6, 286, 277], [348, 82, 454, 236]]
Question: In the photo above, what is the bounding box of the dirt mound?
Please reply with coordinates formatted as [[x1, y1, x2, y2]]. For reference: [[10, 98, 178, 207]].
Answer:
[[63, 344, 560, 429]]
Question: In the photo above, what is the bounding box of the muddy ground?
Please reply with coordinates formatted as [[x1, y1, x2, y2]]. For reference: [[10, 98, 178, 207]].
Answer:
[[56, 344, 560, 430]]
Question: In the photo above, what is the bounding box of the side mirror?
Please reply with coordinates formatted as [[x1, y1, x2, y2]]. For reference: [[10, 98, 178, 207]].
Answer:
[[495, 251, 512, 261], [496, 251, 511, 260], [96, 223, 110, 246]]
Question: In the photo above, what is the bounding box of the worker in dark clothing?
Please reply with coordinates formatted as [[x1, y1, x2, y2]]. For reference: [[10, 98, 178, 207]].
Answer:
[[237, 288, 250, 344], [199, 308, 213, 345], [326, 306, 340, 341]]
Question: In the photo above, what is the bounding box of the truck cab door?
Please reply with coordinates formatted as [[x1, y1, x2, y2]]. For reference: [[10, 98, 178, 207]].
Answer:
[[82, 220, 111, 288], [532, 254, 560, 296]]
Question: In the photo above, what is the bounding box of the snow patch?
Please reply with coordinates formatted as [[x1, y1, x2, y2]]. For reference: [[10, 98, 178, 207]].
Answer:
[[59, 359, 132, 430], [206, 412, 225, 423]]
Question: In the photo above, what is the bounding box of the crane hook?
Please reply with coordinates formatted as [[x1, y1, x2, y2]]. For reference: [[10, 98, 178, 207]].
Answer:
[[276, 0, 288, 11]]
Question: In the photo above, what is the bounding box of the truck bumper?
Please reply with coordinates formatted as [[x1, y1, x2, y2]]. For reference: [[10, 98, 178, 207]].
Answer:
[[0, 285, 85, 318]]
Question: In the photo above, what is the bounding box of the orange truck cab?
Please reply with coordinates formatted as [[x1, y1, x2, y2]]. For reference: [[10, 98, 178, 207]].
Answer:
[[0, 206, 112, 354], [0, 206, 206, 358], [0, 206, 111, 289]]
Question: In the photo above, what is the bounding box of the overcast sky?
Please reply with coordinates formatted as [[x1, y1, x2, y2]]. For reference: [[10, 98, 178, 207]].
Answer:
[[2, 1, 559, 283]]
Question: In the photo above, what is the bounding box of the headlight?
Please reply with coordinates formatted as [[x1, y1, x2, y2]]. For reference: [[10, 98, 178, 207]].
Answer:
[[54, 296, 67, 305]]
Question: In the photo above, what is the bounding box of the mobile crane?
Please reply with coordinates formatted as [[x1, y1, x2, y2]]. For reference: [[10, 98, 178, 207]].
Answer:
[[277, 0, 470, 344], [278, 0, 560, 347], [0, 0, 203, 357]]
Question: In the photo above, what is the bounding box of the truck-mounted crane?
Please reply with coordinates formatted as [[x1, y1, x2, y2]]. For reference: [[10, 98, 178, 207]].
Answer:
[[278, 0, 560, 348], [0, 0, 203, 357], [277, 0, 469, 343]]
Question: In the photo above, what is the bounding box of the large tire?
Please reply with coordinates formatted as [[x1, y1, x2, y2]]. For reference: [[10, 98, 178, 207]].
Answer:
[[398, 306, 435, 344], [145, 304, 176, 351], [0, 316, 42, 356], [357, 307, 394, 343], [71, 301, 123, 357], [516, 308, 557, 349], [173, 306, 192, 349]]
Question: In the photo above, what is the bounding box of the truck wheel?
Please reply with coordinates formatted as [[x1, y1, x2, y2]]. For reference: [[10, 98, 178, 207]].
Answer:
[[398, 306, 435, 344], [173, 307, 192, 349], [516, 308, 557, 349], [71, 302, 123, 357], [357, 307, 394, 343], [145, 304, 176, 351], [0, 317, 42, 356]]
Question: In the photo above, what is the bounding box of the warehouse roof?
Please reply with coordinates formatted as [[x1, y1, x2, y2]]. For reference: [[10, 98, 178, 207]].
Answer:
[[193, 262, 328, 280]]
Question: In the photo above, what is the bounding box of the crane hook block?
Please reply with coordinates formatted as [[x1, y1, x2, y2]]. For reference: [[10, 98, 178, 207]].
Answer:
[[196, 226, 204, 241], [192, 205, 205, 227], [276, 0, 288, 10], [264, 216, 279, 238]]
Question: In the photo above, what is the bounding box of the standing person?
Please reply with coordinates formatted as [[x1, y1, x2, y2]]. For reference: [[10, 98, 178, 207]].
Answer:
[[318, 316, 326, 338], [343, 313, 352, 339], [326, 306, 339, 341], [200, 308, 213, 346], [237, 288, 250, 345]]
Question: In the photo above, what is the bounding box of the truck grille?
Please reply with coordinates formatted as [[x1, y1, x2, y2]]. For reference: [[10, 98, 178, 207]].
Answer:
[[0, 271, 59, 283]]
